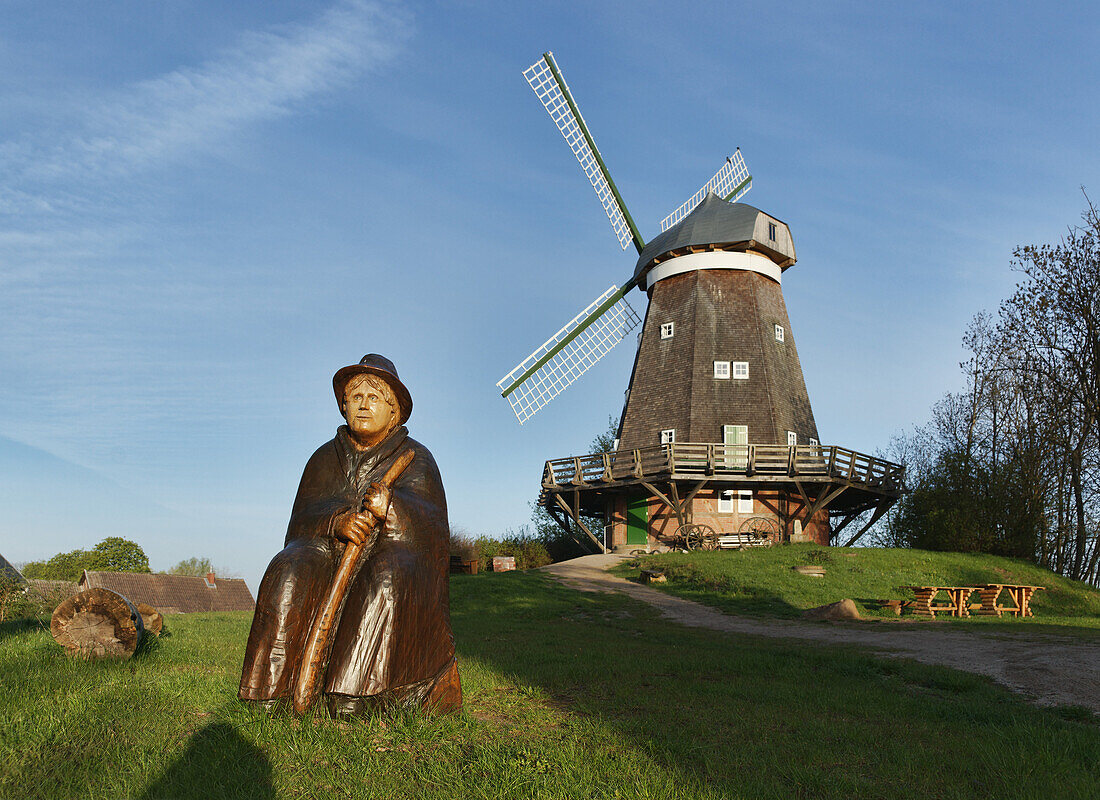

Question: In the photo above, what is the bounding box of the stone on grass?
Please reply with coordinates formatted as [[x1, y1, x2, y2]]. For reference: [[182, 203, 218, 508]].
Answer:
[[803, 599, 861, 621]]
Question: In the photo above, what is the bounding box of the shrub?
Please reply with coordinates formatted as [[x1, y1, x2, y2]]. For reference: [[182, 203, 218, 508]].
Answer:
[[448, 527, 555, 571]]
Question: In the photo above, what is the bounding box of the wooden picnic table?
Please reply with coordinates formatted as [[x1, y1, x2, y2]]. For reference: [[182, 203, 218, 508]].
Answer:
[[971, 584, 1045, 618], [903, 586, 979, 617]]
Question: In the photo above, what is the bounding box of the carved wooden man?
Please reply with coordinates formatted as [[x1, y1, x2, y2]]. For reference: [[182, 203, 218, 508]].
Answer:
[[239, 354, 461, 715]]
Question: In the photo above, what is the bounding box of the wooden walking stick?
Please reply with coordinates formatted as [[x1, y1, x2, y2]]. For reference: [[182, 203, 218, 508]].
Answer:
[[293, 448, 415, 714]]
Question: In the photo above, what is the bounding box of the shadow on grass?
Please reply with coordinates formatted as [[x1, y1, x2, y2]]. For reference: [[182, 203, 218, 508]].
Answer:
[[138, 721, 274, 800], [449, 570, 1100, 799], [0, 616, 48, 643]]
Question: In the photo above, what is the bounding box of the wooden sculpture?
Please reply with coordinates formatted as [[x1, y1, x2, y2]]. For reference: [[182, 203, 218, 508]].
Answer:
[[239, 355, 461, 716]]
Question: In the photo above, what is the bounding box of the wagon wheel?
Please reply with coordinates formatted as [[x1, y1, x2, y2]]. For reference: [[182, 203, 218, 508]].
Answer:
[[738, 516, 779, 543], [677, 523, 717, 551]]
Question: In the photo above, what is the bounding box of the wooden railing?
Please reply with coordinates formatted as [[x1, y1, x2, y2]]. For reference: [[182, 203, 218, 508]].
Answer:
[[543, 443, 904, 494]]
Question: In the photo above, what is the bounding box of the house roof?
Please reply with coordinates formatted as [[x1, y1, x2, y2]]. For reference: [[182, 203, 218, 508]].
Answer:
[[79, 571, 255, 614], [26, 579, 79, 598], [635, 194, 796, 283], [0, 553, 24, 585]]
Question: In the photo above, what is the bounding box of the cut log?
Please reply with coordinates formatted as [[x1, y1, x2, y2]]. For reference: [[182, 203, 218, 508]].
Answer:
[[136, 602, 165, 636], [51, 588, 144, 659]]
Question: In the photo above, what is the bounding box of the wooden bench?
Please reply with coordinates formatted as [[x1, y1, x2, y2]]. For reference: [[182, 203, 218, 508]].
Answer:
[[902, 586, 980, 617], [717, 534, 770, 550], [449, 556, 478, 575], [971, 584, 1044, 617]]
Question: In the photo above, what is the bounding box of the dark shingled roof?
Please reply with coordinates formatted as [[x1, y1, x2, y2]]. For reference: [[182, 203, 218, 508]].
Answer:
[[26, 579, 79, 599], [79, 571, 255, 614], [0, 553, 24, 584], [635, 193, 795, 283]]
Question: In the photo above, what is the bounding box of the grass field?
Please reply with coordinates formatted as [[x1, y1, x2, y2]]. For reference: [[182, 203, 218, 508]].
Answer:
[[613, 544, 1100, 632], [1, 570, 1098, 799]]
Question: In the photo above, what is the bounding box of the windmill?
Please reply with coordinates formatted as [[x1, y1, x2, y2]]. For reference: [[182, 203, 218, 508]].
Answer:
[[501, 52, 903, 552], [497, 52, 752, 425]]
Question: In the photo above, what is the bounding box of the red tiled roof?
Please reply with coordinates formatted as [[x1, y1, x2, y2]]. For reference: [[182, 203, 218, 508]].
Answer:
[[79, 571, 255, 614]]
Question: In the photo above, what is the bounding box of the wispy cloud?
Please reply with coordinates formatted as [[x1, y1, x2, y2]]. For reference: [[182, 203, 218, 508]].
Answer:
[[9, 0, 407, 187], [0, 1, 410, 475]]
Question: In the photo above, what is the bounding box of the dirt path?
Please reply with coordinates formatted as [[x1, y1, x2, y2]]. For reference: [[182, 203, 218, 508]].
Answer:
[[541, 554, 1100, 713]]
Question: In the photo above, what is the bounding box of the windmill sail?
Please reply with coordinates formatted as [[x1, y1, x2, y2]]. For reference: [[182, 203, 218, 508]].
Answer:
[[524, 53, 644, 253], [660, 150, 752, 232], [498, 283, 641, 424]]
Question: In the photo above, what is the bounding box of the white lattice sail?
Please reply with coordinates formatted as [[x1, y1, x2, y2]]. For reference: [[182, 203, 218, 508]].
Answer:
[[524, 55, 634, 251], [498, 284, 641, 424], [660, 150, 752, 232]]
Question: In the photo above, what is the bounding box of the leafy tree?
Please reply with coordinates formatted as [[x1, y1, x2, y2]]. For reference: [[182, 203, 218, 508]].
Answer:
[[90, 537, 150, 573], [41, 549, 94, 581], [168, 557, 215, 577], [18, 560, 50, 579], [884, 199, 1100, 583], [17, 538, 150, 581]]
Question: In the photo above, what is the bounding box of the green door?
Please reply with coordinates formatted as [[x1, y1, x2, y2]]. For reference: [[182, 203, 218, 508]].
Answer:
[[626, 496, 648, 545]]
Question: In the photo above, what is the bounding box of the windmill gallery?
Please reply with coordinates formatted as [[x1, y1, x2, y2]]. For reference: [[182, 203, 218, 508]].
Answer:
[[499, 53, 904, 553]]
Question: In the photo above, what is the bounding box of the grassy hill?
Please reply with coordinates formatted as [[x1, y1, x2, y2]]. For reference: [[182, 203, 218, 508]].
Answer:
[[1, 571, 1098, 798], [614, 544, 1100, 629]]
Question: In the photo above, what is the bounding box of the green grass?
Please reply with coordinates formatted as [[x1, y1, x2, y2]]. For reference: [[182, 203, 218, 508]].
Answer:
[[0, 571, 1097, 799], [613, 544, 1100, 631]]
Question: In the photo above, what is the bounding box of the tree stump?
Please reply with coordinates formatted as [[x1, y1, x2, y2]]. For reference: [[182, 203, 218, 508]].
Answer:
[[51, 588, 144, 659], [136, 602, 165, 636]]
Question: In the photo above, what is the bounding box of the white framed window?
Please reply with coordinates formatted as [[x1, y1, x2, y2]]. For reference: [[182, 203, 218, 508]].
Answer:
[[612, 438, 620, 451], [738, 490, 754, 514], [661, 322, 674, 339], [809, 437, 819, 447], [718, 490, 734, 513], [768, 221, 777, 241], [787, 430, 797, 446], [660, 429, 675, 444], [713, 360, 730, 379], [774, 324, 785, 342], [732, 361, 749, 379]]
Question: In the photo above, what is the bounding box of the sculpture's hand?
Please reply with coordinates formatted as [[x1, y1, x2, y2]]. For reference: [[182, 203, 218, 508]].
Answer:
[[362, 482, 391, 522], [334, 510, 376, 547]]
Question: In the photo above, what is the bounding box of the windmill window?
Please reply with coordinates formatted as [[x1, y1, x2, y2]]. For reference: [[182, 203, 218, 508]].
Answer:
[[723, 424, 748, 470], [660, 429, 675, 444], [774, 324, 785, 342], [732, 361, 749, 379], [768, 222, 777, 241], [787, 431, 797, 446], [718, 490, 735, 514], [809, 437, 819, 447], [661, 322, 674, 339], [713, 361, 731, 379], [738, 490, 754, 514]]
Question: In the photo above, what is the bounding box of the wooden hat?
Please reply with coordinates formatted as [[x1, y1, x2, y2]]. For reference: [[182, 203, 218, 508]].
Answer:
[[332, 354, 412, 424]]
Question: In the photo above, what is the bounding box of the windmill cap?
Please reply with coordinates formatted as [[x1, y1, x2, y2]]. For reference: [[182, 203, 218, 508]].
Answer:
[[332, 354, 413, 424], [634, 193, 796, 283]]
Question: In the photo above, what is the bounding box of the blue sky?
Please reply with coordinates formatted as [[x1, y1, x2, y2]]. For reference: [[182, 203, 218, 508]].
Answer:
[[2, 1, 1098, 592]]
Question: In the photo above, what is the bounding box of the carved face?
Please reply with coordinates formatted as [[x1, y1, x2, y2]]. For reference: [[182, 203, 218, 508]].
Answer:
[[343, 375, 398, 445]]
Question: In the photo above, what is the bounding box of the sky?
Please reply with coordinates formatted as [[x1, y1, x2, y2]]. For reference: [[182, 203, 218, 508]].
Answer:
[[1, 0, 1098, 592]]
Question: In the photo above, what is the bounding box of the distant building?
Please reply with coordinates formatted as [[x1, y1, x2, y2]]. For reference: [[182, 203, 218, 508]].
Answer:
[[0, 553, 24, 584], [79, 570, 255, 614], [26, 579, 80, 600]]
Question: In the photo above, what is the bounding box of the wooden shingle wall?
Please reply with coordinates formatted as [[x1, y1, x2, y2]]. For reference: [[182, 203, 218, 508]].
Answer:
[[618, 268, 819, 451]]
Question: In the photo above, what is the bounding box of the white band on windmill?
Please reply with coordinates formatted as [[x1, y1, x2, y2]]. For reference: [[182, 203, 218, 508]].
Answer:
[[497, 284, 641, 424], [524, 55, 634, 251], [660, 150, 752, 232]]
